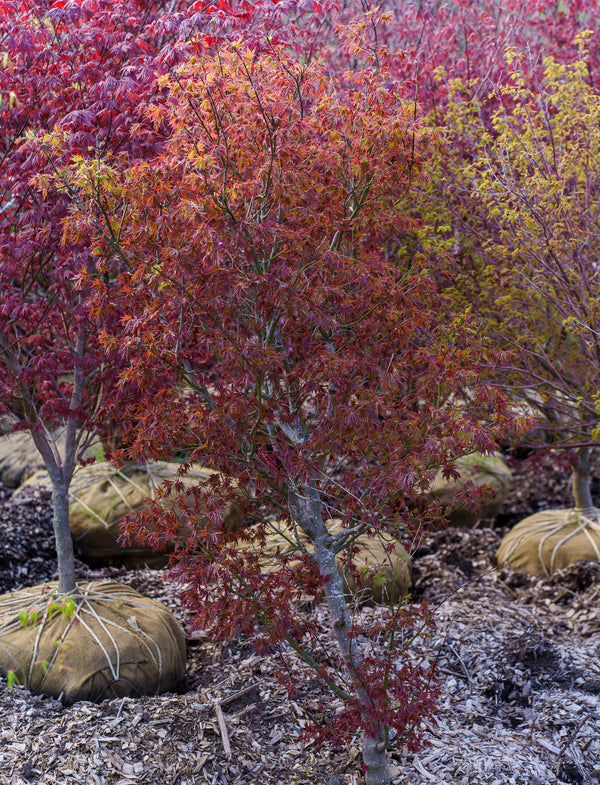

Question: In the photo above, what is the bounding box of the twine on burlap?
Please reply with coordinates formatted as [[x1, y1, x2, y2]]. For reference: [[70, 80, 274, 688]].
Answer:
[[496, 507, 600, 576], [0, 581, 186, 704], [19, 462, 243, 565]]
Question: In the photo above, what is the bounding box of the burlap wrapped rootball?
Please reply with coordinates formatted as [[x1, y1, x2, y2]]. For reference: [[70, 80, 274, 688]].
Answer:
[[0, 430, 46, 488], [19, 461, 243, 567], [0, 581, 186, 704], [429, 452, 512, 528], [496, 508, 600, 576], [257, 519, 411, 606]]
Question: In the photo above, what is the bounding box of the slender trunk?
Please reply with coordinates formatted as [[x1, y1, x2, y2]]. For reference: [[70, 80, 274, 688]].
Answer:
[[3, 331, 87, 596], [50, 477, 77, 595], [572, 447, 596, 513], [30, 427, 78, 596], [288, 482, 391, 785], [29, 343, 88, 595]]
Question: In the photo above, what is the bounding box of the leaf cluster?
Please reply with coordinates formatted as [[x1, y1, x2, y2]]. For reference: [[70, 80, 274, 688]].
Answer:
[[418, 44, 600, 448]]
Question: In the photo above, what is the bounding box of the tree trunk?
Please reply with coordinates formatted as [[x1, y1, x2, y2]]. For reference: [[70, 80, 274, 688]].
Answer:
[[49, 476, 77, 595], [30, 428, 78, 596], [288, 481, 391, 785], [572, 447, 596, 514]]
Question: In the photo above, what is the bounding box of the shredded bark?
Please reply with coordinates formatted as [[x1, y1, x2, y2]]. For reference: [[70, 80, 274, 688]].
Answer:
[[1, 453, 600, 785]]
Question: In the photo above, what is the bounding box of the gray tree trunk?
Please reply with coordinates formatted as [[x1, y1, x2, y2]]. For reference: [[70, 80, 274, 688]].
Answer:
[[49, 475, 77, 595], [0, 330, 91, 596], [31, 428, 78, 595], [288, 481, 391, 785], [572, 446, 596, 514]]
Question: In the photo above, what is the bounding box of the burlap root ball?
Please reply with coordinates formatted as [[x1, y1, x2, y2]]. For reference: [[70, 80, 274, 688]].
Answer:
[[340, 532, 412, 606], [496, 508, 600, 576], [256, 519, 411, 606], [0, 581, 186, 705], [429, 452, 512, 528], [19, 461, 243, 567], [0, 428, 101, 489], [0, 431, 46, 488]]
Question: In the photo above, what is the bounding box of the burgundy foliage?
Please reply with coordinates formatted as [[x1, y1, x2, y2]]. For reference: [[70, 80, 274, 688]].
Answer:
[[53, 27, 519, 774]]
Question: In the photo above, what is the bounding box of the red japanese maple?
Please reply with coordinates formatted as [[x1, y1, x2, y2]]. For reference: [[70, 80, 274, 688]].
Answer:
[[330, 0, 600, 116], [0, 0, 161, 592], [56, 27, 515, 781], [0, 0, 249, 592]]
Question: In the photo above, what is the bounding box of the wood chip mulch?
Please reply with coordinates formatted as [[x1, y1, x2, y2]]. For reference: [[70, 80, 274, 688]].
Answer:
[[1, 452, 600, 785]]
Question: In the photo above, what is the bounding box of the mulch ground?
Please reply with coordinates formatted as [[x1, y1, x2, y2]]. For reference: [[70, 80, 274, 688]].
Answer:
[[1, 451, 600, 785]]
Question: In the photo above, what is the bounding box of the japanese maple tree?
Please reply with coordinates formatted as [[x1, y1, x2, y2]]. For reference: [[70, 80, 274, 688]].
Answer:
[[414, 38, 600, 511], [0, 0, 326, 594], [0, 0, 144, 593], [330, 0, 600, 501], [55, 23, 514, 781], [331, 0, 600, 115]]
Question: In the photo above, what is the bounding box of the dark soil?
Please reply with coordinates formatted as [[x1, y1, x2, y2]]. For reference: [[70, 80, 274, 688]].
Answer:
[[495, 450, 594, 528], [0, 483, 62, 593]]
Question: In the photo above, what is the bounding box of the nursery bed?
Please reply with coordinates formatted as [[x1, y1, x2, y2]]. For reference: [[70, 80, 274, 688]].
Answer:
[[1, 453, 599, 785]]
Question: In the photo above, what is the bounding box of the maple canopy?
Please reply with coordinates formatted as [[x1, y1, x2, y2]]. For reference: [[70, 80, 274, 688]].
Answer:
[[58, 38, 509, 524], [0, 0, 326, 591], [331, 0, 600, 114], [405, 32, 600, 512], [52, 31, 515, 782]]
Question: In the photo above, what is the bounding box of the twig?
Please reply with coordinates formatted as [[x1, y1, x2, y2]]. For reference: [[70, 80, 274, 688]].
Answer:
[[108, 697, 127, 726], [219, 682, 261, 707], [214, 702, 231, 756], [555, 709, 597, 772], [436, 666, 470, 681], [447, 642, 474, 696]]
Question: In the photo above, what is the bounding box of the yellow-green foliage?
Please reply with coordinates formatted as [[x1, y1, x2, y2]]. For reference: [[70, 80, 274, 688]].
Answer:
[[414, 36, 600, 443]]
